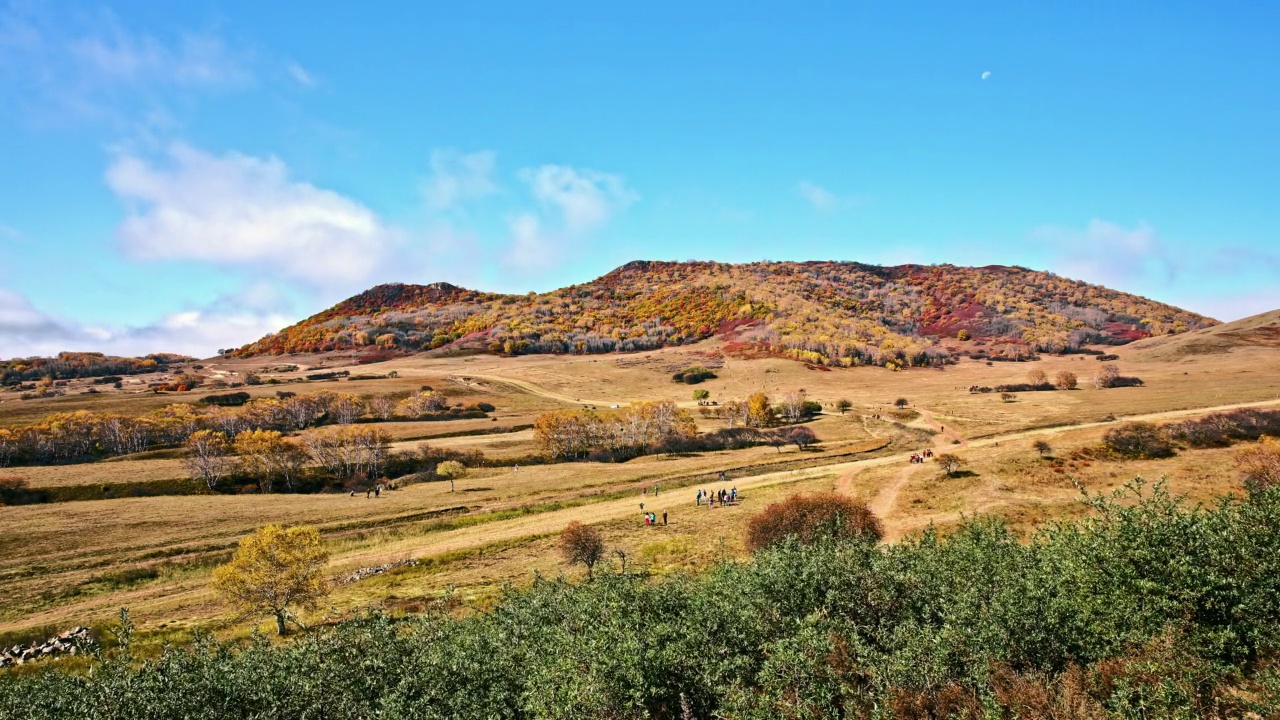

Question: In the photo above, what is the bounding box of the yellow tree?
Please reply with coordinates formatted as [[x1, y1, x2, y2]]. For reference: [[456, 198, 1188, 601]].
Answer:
[[746, 392, 774, 428], [212, 524, 330, 635]]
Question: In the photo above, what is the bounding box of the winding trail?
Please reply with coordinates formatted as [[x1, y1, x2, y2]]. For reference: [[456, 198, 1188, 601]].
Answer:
[[846, 398, 1280, 523], [459, 373, 625, 408]]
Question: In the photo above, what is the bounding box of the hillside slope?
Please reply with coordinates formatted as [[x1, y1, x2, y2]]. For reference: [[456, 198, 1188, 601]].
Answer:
[[235, 261, 1214, 367], [1127, 308, 1280, 361]]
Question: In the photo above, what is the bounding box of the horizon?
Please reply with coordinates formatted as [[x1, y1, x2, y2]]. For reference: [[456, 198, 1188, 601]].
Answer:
[[2, 2, 1278, 357]]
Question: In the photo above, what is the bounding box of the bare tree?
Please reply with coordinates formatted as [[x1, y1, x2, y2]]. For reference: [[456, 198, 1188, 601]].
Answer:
[[1055, 371, 1078, 390], [785, 426, 817, 450], [368, 396, 396, 421], [331, 394, 365, 425], [1094, 364, 1121, 389], [1028, 368, 1049, 387], [1033, 439, 1052, 457], [780, 391, 807, 424], [836, 399, 853, 415], [184, 430, 234, 490], [935, 453, 964, 477], [559, 521, 605, 579]]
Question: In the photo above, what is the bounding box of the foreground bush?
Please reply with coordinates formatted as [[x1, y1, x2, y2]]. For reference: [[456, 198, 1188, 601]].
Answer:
[[1103, 422, 1174, 459], [4, 483, 1280, 719], [745, 493, 882, 552]]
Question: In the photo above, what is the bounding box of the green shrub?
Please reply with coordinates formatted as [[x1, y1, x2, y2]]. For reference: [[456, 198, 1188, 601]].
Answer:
[[4, 482, 1280, 719]]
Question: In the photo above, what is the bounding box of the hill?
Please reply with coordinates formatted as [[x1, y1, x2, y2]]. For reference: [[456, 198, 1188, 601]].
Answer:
[[234, 261, 1215, 367], [1127, 308, 1280, 361], [0, 351, 193, 386]]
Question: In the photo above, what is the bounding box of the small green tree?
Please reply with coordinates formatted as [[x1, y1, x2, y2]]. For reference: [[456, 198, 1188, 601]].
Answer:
[[836, 399, 853, 415], [692, 388, 710, 402], [436, 460, 466, 492], [894, 398, 909, 409]]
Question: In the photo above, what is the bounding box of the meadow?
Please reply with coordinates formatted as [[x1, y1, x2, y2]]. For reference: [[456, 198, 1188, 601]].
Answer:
[[1, 334, 1278, 649]]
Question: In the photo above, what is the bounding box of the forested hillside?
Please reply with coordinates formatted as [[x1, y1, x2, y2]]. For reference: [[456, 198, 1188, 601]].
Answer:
[[235, 261, 1214, 368], [0, 352, 192, 386]]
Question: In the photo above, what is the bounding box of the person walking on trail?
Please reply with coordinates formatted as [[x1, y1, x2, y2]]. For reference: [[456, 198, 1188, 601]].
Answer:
[[662, 511, 668, 526], [731, 487, 737, 503], [719, 471, 726, 482], [640, 502, 645, 511], [696, 489, 702, 506]]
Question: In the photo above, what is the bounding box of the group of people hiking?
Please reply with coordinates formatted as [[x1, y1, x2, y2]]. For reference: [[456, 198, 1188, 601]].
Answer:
[[643, 511, 667, 526], [350, 482, 391, 498], [696, 486, 737, 507], [910, 449, 934, 464]]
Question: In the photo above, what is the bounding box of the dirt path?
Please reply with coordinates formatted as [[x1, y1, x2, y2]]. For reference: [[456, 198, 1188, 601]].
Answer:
[[844, 398, 1280, 523], [461, 373, 625, 408], [864, 408, 965, 517]]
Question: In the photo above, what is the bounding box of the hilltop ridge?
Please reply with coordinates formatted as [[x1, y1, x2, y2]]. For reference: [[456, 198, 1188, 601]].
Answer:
[[234, 260, 1215, 367]]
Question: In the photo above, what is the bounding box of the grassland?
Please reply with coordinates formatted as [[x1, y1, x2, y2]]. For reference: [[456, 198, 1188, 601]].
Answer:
[[2, 335, 1278, 643]]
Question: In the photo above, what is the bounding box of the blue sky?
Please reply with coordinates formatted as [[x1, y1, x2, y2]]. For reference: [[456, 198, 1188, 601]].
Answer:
[[2, 1, 1278, 357]]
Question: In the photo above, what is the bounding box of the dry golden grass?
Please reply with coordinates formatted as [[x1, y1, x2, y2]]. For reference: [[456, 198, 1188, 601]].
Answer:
[[2, 339, 1279, 639]]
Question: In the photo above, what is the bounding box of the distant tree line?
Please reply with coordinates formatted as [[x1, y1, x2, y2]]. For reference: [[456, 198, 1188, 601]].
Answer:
[[0, 390, 494, 468]]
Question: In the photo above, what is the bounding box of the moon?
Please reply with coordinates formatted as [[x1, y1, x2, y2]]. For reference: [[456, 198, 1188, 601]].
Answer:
[[981, 71, 991, 80]]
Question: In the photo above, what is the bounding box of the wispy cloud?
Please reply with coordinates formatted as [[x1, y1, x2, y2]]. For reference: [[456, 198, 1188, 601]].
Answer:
[[502, 165, 638, 271], [981, 70, 991, 80], [798, 181, 838, 211], [107, 142, 402, 288], [70, 19, 248, 87], [519, 165, 638, 233], [423, 149, 499, 211], [798, 180, 868, 213], [286, 61, 316, 88], [0, 4, 251, 127]]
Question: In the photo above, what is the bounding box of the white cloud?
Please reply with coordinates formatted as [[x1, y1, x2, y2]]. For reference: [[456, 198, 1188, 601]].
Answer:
[[107, 142, 401, 287], [286, 61, 316, 88], [518, 164, 637, 232], [1034, 219, 1171, 288], [0, 286, 292, 359], [798, 181, 839, 211], [423, 149, 499, 211], [498, 164, 637, 272], [503, 213, 557, 270], [981, 70, 991, 80]]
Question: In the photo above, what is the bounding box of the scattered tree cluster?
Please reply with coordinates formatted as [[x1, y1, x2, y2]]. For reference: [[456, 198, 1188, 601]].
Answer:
[[0, 391, 492, 468], [533, 401, 697, 461]]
